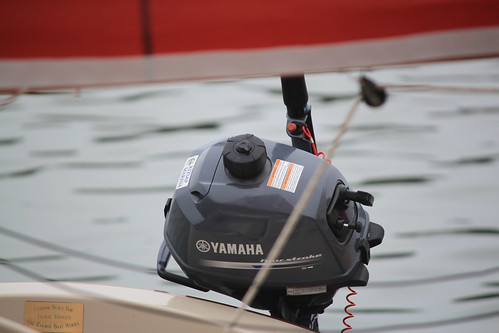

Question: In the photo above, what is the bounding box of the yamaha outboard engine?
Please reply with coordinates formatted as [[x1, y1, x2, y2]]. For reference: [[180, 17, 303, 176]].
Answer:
[[157, 133, 383, 325], [157, 76, 384, 330]]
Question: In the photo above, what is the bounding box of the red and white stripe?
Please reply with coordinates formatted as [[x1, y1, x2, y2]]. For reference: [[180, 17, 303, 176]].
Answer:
[[1, 0, 499, 91]]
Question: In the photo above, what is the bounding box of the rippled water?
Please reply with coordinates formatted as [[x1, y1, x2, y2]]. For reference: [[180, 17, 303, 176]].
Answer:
[[1, 59, 499, 332]]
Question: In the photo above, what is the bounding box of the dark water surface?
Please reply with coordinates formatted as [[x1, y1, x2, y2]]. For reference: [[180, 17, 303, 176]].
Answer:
[[1, 59, 499, 332]]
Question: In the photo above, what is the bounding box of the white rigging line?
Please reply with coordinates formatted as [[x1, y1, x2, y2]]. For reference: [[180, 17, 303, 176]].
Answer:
[[381, 83, 499, 94], [0, 89, 24, 111], [225, 94, 363, 332]]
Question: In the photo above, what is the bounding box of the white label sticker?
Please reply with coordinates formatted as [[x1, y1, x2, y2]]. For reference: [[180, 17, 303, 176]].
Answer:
[[286, 285, 327, 296], [267, 159, 304, 193], [176, 155, 199, 189]]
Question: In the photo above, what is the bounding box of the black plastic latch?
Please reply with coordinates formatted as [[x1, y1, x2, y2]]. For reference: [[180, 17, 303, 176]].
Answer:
[[164, 198, 172, 218], [367, 222, 385, 248], [343, 190, 374, 207]]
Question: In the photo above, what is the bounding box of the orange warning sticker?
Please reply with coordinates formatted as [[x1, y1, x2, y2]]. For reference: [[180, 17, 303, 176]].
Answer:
[[267, 159, 304, 193]]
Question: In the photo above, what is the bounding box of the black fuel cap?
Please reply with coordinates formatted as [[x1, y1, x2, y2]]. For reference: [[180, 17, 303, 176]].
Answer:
[[223, 134, 267, 178]]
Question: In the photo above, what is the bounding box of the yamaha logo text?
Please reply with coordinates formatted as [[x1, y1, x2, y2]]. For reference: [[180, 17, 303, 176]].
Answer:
[[196, 240, 264, 255]]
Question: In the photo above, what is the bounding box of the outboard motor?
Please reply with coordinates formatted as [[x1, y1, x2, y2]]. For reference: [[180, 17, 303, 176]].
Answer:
[[157, 132, 384, 328]]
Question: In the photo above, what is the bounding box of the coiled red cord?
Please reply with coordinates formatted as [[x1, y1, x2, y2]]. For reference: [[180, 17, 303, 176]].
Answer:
[[341, 287, 357, 333], [302, 125, 331, 163]]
